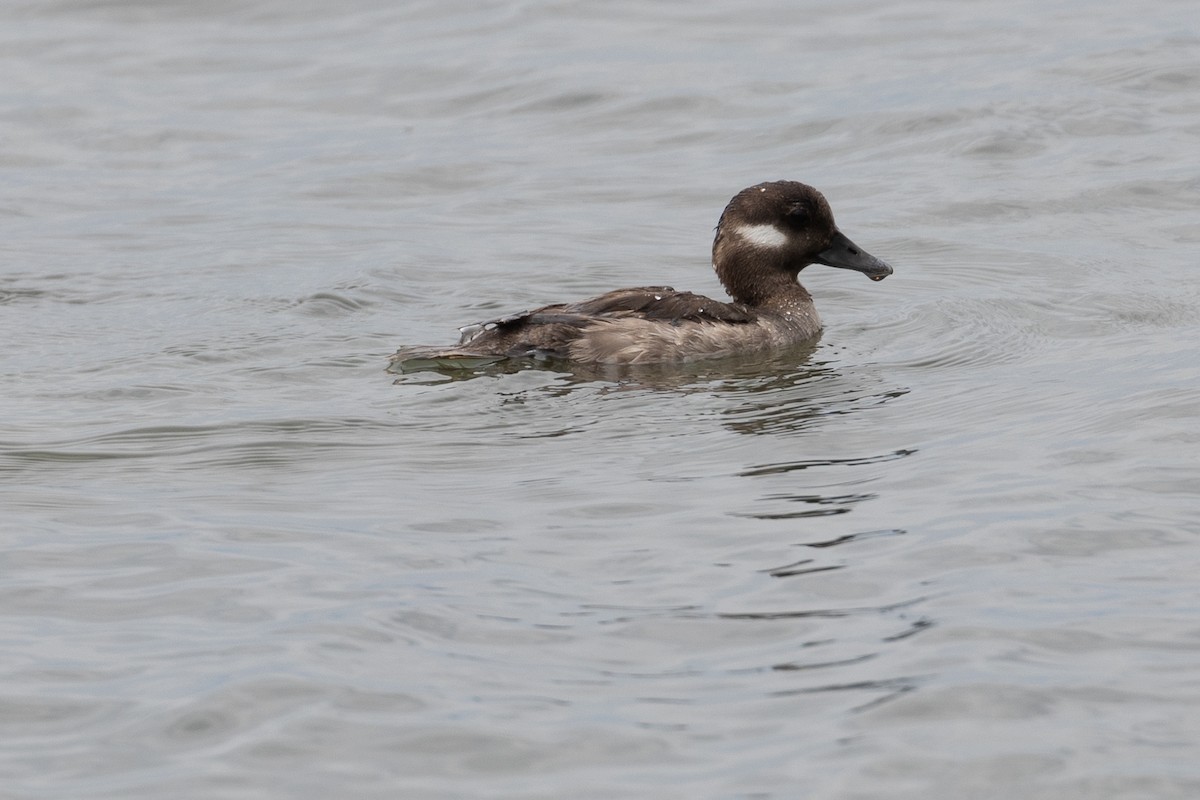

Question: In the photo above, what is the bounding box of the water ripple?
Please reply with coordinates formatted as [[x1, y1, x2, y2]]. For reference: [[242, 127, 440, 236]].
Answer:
[[740, 449, 916, 477]]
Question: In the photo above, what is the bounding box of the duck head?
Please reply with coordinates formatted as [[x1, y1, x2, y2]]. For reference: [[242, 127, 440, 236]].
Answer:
[[712, 181, 893, 305]]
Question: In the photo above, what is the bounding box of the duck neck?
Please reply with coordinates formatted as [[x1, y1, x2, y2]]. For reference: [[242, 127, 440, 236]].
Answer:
[[715, 250, 811, 310]]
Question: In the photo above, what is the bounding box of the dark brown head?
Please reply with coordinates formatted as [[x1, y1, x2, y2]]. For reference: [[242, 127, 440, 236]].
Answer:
[[712, 181, 892, 306]]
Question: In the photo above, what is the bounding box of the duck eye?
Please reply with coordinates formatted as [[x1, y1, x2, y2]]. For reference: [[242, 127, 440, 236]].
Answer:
[[786, 204, 809, 222]]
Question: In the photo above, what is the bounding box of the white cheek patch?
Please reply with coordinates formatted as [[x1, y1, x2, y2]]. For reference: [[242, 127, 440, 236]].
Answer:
[[735, 224, 788, 249]]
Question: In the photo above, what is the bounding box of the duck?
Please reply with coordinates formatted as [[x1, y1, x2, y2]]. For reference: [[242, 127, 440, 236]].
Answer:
[[390, 180, 892, 367]]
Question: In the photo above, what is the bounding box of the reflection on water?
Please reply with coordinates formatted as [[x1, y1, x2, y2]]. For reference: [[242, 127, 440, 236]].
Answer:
[[740, 449, 917, 476], [388, 338, 822, 385], [390, 340, 913, 446], [740, 491, 878, 519]]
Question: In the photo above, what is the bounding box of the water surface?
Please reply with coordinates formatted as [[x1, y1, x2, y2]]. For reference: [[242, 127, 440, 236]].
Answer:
[[4, 0, 1200, 797]]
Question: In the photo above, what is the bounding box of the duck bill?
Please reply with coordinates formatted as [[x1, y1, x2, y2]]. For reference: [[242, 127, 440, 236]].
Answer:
[[813, 230, 893, 281]]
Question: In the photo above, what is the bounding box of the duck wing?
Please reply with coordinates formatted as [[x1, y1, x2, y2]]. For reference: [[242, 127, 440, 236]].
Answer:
[[568, 286, 756, 324], [453, 302, 590, 357], [447, 287, 754, 359]]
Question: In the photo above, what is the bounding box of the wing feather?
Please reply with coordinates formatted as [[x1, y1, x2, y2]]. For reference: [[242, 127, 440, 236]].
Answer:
[[448, 287, 754, 359], [567, 287, 755, 324]]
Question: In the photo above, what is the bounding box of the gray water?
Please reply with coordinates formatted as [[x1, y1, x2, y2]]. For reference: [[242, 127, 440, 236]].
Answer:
[[4, 0, 1200, 797]]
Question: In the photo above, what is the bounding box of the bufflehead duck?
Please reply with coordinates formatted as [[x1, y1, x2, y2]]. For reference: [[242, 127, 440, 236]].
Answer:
[[391, 181, 892, 366]]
